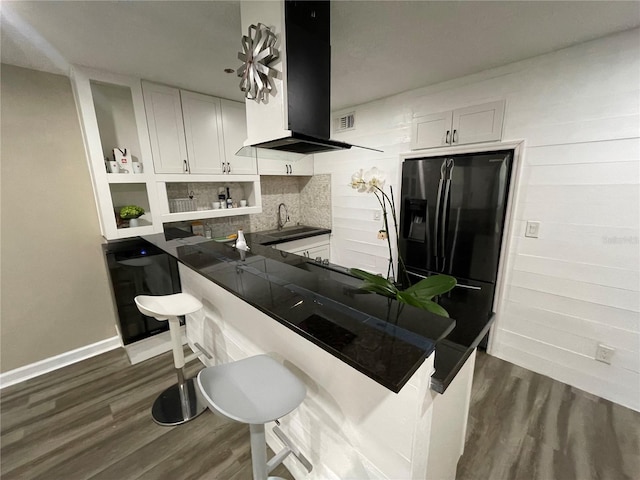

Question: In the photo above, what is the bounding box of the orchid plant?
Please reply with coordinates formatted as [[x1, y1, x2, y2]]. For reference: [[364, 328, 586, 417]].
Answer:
[[349, 167, 456, 317], [350, 167, 402, 281]]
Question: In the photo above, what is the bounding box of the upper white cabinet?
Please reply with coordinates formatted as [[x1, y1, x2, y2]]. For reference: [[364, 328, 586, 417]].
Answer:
[[220, 99, 257, 175], [258, 155, 314, 176], [181, 90, 225, 174], [143, 83, 256, 175], [143, 82, 224, 174], [412, 100, 505, 150]]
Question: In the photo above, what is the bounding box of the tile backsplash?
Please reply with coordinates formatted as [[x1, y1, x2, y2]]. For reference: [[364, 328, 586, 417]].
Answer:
[[165, 174, 331, 238]]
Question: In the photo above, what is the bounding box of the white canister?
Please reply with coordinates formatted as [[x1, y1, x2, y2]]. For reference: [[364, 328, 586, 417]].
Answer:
[[109, 161, 119, 173], [132, 162, 143, 174]]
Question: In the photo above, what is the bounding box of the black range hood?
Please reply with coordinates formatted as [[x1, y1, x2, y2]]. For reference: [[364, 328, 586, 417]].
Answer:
[[252, 132, 352, 154], [241, 1, 377, 156]]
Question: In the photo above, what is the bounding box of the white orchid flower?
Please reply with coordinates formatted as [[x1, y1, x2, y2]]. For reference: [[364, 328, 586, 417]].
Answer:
[[350, 169, 367, 192], [364, 167, 386, 192]]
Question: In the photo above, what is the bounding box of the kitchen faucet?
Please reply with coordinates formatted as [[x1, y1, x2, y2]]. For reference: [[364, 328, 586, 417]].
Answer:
[[277, 203, 289, 230]]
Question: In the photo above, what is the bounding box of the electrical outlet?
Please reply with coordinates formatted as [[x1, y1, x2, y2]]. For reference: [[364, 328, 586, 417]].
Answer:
[[525, 221, 540, 238], [595, 344, 615, 364], [373, 210, 381, 221]]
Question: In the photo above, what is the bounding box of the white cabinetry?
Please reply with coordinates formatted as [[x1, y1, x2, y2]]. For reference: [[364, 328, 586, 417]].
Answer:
[[274, 234, 330, 261], [143, 82, 225, 174], [220, 99, 257, 175], [412, 100, 505, 150], [181, 90, 225, 174], [71, 67, 163, 239], [258, 154, 314, 176]]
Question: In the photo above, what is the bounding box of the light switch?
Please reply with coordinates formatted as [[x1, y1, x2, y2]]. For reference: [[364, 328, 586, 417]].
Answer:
[[525, 221, 540, 238]]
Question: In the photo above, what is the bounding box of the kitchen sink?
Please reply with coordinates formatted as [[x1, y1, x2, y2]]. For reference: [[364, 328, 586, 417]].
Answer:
[[265, 226, 323, 238], [256, 225, 330, 245]]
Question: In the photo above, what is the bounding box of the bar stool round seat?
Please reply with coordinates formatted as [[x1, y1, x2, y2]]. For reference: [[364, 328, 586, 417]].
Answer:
[[197, 355, 309, 480], [134, 293, 207, 426]]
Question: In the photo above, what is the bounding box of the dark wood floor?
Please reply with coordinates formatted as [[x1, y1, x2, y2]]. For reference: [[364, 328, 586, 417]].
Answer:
[[1, 348, 638, 479], [0, 348, 292, 480], [457, 352, 640, 480]]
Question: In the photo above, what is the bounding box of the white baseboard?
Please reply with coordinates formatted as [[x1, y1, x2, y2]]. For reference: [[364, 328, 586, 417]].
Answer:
[[0, 336, 121, 389]]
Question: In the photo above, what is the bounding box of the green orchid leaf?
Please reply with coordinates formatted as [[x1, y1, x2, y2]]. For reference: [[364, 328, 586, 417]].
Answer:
[[351, 268, 453, 317], [350, 268, 389, 285], [360, 282, 397, 297], [404, 274, 456, 300], [350, 268, 398, 298], [396, 291, 450, 317]]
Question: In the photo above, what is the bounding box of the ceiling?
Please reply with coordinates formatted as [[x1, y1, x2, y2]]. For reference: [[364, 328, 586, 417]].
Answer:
[[2, 1, 639, 110]]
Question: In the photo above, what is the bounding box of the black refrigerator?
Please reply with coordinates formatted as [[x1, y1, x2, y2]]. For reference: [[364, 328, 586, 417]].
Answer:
[[399, 150, 513, 350]]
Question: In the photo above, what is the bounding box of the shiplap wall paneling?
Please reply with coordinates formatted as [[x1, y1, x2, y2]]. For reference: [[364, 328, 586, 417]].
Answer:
[[315, 29, 640, 411]]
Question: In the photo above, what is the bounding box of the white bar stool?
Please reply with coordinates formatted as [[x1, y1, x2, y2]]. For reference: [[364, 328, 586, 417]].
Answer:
[[197, 354, 313, 480], [134, 293, 207, 426]]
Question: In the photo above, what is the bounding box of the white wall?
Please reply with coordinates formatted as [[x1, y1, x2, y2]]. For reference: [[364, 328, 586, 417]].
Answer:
[[0, 65, 118, 373], [315, 29, 640, 411]]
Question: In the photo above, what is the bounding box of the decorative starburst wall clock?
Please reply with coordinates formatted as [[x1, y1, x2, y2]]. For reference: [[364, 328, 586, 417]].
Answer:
[[237, 23, 279, 103]]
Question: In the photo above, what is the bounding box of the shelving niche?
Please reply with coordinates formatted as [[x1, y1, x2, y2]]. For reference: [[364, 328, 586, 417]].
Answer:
[[155, 175, 262, 223], [72, 67, 163, 239]]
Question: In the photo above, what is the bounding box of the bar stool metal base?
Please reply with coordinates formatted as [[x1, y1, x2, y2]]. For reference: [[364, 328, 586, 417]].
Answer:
[[152, 376, 206, 426]]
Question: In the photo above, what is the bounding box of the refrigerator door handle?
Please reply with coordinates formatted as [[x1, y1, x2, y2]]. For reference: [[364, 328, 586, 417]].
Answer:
[[407, 270, 482, 290], [440, 159, 454, 260], [406, 269, 428, 279], [434, 180, 443, 258], [434, 159, 447, 260], [441, 179, 451, 257]]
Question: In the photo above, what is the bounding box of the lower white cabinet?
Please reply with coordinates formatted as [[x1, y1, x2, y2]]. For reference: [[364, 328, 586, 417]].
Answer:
[[412, 100, 505, 150], [273, 234, 330, 261]]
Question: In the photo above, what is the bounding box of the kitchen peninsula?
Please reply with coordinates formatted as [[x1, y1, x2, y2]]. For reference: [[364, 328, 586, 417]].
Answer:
[[143, 229, 478, 480]]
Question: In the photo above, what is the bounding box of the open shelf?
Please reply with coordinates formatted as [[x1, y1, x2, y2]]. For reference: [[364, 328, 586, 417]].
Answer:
[[160, 206, 262, 223], [156, 178, 262, 224], [107, 173, 152, 183]]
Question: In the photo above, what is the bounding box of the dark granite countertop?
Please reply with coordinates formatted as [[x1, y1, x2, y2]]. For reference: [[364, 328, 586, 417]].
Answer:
[[143, 229, 455, 393]]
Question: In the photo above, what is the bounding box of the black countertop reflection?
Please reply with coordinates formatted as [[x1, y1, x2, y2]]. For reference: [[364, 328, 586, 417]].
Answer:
[[143, 230, 455, 393]]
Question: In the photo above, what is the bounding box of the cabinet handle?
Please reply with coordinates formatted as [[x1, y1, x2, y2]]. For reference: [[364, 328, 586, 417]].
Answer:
[[445, 130, 450, 144], [227, 162, 231, 174], [285, 164, 290, 174], [452, 129, 458, 143], [288, 164, 292, 174], [222, 162, 226, 173], [183, 159, 189, 173]]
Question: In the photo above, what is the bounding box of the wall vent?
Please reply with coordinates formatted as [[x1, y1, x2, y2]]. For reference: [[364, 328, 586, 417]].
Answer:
[[334, 112, 355, 132]]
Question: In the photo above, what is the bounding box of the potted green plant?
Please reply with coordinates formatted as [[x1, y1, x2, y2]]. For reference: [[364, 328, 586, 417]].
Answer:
[[119, 205, 145, 228], [349, 167, 456, 317], [350, 268, 455, 317]]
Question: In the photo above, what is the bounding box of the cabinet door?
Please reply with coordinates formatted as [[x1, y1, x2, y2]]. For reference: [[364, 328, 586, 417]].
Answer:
[[180, 91, 224, 174], [411, 111, 453, 150], [142, 82, 188, 174], [257, 157, 289, 175], [220, 99, 256, 175], [291, 155, 314, 176], [258, 156, 314, 175], [451, 100, 505, 145], [306, 244, 330, 261]]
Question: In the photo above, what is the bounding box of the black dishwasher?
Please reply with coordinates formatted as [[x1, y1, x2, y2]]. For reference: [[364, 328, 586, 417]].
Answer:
[[104, 238, 181, 345]]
